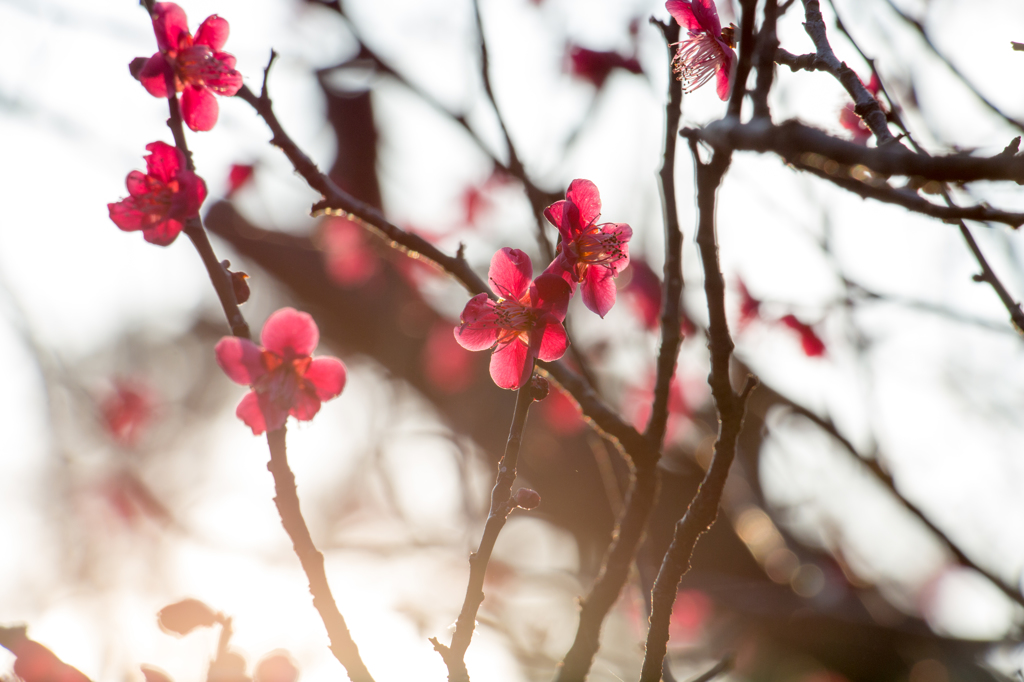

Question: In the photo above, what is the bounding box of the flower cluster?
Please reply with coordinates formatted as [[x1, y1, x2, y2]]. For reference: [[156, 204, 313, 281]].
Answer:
[[454, 180, 633, 389], [665, 0, 736, 101]]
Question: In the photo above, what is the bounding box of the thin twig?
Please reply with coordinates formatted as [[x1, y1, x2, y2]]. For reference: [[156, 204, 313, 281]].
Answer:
[[726, 0, 758, 120], [882, 0, 1024, 134], [798, 0, 897, 146], [267, 428, 375, 682], [640, 141, 756, 682], [470, 0, 553, 261], [431, 377, 539, 682], [751, 0, 779, 119]]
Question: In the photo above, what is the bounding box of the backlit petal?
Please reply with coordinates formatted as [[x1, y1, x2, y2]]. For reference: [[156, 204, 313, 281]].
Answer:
[[488, 247, 533, 300], [543, 200, 571, 242], [194, 15, 229, 51], [142, 219, 184, 246], [257, 394, 289, 433], [531, 273, 572, 320], [108, 198, 149, 231], [289, 388, 322, 422], [489, 339, 531, 390], [144, 142, 182, 184], [665, 1, 703, 32], [235, 391, 267, 435], [582, 266, 618, 318], [125, 170, 149, 197], [565, 179, 601, 228], [138, 55, 172, 97], [261, 307, 319, 358], [715, 43, 735, 101], [215, 336, 268, 385], [152, 3, 190, 53], [181, 85, 219, 132], [455, 294, 500, 351], [692, 0, 723, 36], [304, 357, 347, 400], [534, 316, 569, 361]]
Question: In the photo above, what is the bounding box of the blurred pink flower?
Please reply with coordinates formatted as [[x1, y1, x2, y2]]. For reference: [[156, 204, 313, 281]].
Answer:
[[623, 260, 663, 330], [320, 216, 380, 288], [455, 248, 571, 390], [544, 179, 632, 317], [107, 141, 207, 246], [627, 373, 695, 443], [839, 73, 883, 144], [136, 3, 243, 131], [225, 163, 255, 198], [539, 387, 586, 435], [736, 277, 762, 330], [666, 0, 736, 100], [100, 380, 154, 447], [423, 321, 476, 394], [780, 314, 826, 357], [567, 45, 643, 88], [216, 308, 347, 435]]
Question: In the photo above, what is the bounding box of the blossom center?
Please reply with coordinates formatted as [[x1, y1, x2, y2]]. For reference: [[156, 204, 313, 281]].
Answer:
[[672, 32, 728, 94], [493, 298, 535, 345]]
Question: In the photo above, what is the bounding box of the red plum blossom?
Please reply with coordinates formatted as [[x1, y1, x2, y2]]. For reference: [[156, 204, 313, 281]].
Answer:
[[107, 141, 207, 246], [543, 179, 632, 318], [666, 0, 736, 100], [137, 3, 243, 131], [455, 248, 571, 390], [215, 308, 347, 435]]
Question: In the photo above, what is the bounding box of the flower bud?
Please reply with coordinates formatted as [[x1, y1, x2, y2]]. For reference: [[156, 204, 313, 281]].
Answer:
[[529, 376, 549, 402], [221, 260, 251, 304], [513, 488, 541, 510]]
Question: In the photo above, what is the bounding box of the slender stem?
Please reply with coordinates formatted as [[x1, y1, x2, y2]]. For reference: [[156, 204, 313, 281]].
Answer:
[[725, 0, 758, 120], [639, 142, 756, 682], [431, 377, 538, 682], [267, 428, 375, 682], [751, 0, 778, 120], [554, 24, 685, 678]]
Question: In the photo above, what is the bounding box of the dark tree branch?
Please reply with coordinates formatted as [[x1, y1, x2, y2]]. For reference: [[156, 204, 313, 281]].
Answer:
[[751, 0, 779, 119], [792, 160, 1024, 227], [774, 47, 829, 72], [267, 428, 375, 682], [798, 0, 897, 146], [682, 118, 1024, 184], [640, 141, 756, 682], [726, 0, 758, 119], [431, 377, 539, 682]]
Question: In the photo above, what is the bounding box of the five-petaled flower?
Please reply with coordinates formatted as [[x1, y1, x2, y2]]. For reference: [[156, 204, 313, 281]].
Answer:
[[544, 179, 632, 318], [665, 0, 736, 101], [454, 248, 572, 390], [108, 141, 207, 246], [215, 308, 347, 435], [136, 2, 243, 131]]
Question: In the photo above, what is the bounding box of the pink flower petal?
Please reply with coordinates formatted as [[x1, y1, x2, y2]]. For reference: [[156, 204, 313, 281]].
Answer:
[[534, 315, 569, 362], [194, 15, 229, 51], [138, 54, 172, 98], [691, 0, 723, 36], [144, 142, 182, 184], [170, 170, 207, 220], [530, 273, 572, 320], [543, 200, 570, 241], [714, 43, 735, 101], [204, 55, 243, 95], [454, 294, 500, 351], [236, 391, 267, 435], [125, 170, 149, 197], [142, 218, 185, 246], [304, 356, 347, 401], [288, 388, 322, 422], [108, 199, 149, 231], [151, 3, 190, 53], [258, 393, 290, 432], [181, 85, 219, 132], [541, 253, 577, 293], [565, 179, 602, 229], [215, 336, 268, 385], [261, 308, 319, 358], [582, 266, 618, 317], [490, 339, 531, 390], [665, 1, 704, 32], [488, 247, 533, 300]]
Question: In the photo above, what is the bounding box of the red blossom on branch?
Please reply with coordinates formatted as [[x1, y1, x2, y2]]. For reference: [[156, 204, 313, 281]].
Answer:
[[839, 73, 883, 144], [780, 314, 826, 357], [215, 308, 347, 435], [567, 45, 643, 88], [136, 3, 243, 131], [544, 179, 632, 318], [107, 142, 207, 246], [454, 248, 571, 390], [665, 0, 736, 100]]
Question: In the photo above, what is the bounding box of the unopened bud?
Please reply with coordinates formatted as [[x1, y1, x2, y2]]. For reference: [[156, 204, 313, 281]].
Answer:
[[513, 488, 541, 510], [529, 376, 549, 402], [221, 260, 251, 304]]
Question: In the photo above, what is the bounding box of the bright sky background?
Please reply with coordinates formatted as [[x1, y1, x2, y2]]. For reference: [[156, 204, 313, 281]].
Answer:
[[1, 0, 1024, 681]]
